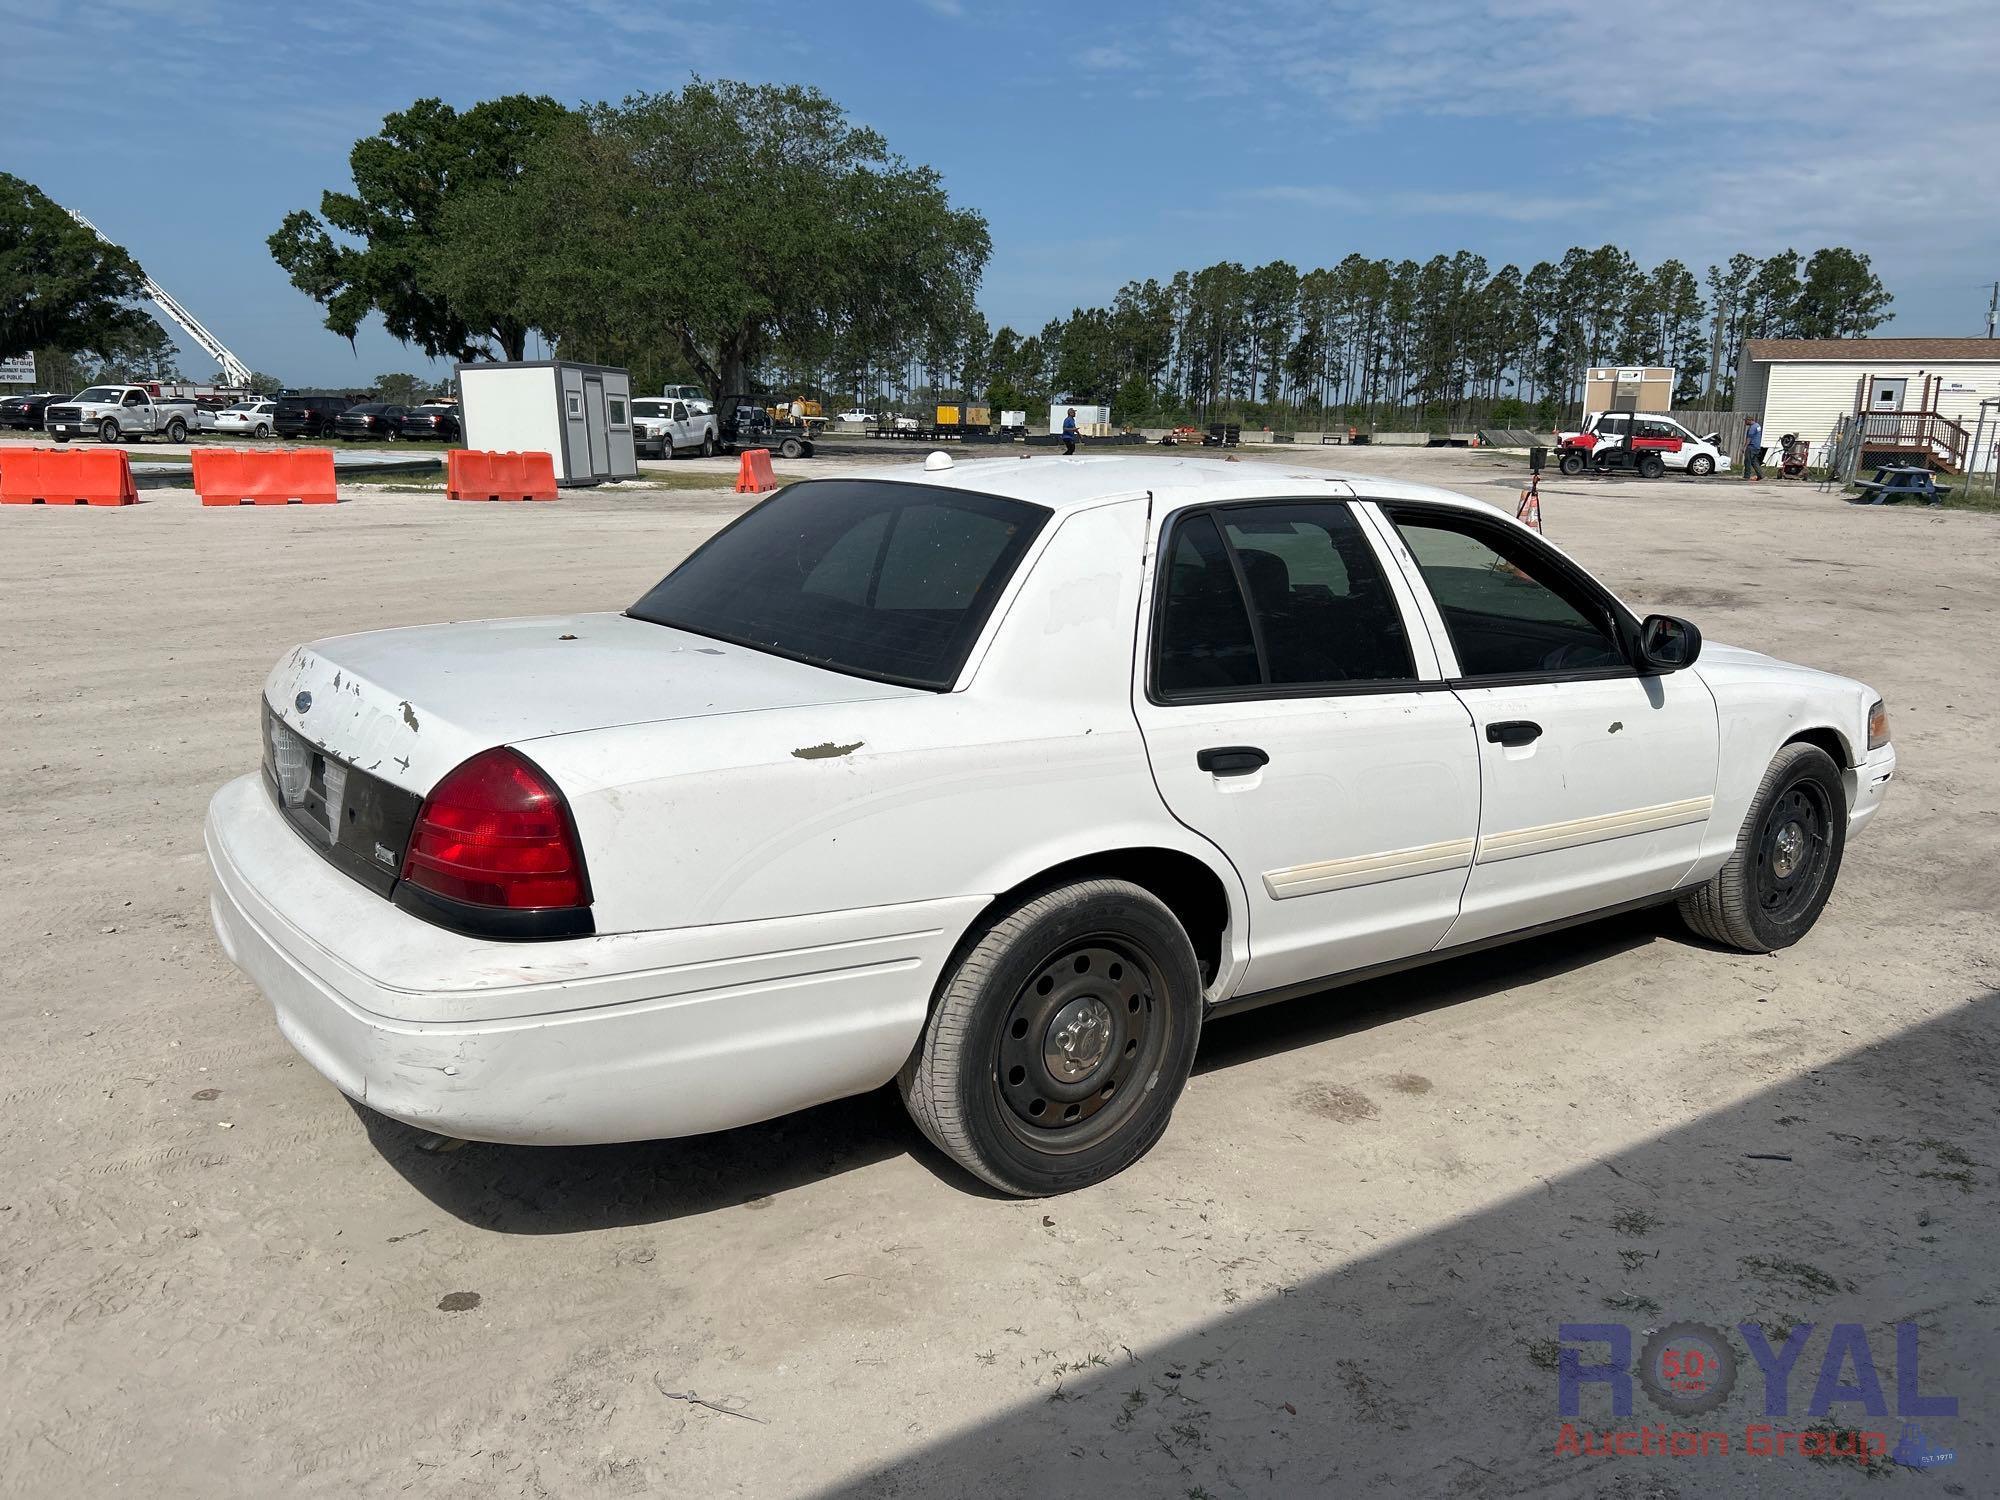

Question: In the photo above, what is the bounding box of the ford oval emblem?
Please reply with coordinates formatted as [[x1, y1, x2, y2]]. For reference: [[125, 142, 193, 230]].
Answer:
[[295, 690, 313, 714]]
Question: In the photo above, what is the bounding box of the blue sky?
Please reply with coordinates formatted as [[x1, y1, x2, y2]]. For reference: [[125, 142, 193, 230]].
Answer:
[[12, 0, 1999, 386]]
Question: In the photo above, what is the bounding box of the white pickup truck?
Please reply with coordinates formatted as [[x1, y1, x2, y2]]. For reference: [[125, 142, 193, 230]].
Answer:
[[630, 397, 719, 459], [44, 384, 198, 444]]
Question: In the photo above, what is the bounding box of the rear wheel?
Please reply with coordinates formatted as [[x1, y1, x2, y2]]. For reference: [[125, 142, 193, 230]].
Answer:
[[254, 423, 270, 439], [1688, 454, 1715, 477], [780, 436, 805, 459], [701, 433, 716, 459], [1678, 743, 1846, 952], [165, 418, 186, 443], [899, 879, 1203, 1196], [1637, 453, 1666, 479]]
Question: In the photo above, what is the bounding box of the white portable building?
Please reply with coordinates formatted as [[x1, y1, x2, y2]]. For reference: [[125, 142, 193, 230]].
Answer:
[[1736, 338, 2000, 474], [455, 360, 638, 485]]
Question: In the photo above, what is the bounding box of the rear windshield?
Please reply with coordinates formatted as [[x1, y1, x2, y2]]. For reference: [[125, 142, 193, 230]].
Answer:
[[628, 479, 1050, 690], [347, 403, 387, 415]]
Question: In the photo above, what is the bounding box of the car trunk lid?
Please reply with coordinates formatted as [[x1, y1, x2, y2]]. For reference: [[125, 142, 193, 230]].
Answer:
[[265, 611, 922, 798]]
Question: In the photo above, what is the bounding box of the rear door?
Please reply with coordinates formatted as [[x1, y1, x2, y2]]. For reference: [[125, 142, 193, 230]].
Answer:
[[1369, 502, 1719, 946], [1134, 497, 1481, 997]]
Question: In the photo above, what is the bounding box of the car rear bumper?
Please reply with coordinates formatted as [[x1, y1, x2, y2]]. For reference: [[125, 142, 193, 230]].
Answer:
[[1846, 744, 1895, 839], [205, 773, 977, 1145]]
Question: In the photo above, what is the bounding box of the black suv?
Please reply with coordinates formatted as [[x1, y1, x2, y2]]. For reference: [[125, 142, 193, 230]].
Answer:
[[333, 403, 407, 441], [0, 392, 71, 430], [273, 394, 357, 438]]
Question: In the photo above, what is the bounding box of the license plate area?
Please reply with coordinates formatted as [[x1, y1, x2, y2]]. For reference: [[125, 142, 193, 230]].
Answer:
[[262, 705, 421, 897]]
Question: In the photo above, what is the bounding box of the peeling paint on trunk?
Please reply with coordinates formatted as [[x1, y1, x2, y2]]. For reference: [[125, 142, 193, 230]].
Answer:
[[792, 741, 863, 760], [399, 701, 421, 733]]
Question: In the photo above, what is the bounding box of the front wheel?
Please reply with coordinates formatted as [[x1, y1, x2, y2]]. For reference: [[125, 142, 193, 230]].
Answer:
[[1558, 450, 1586, 476], [899, 879, 1203, 1196], [99, 419, 122, 444], [1678, 743, 1846, 952], [1687, 454, 1715, 477]]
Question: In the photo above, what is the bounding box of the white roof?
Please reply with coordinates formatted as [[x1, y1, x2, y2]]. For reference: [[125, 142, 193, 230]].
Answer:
[[863, 453, 1489, 518]]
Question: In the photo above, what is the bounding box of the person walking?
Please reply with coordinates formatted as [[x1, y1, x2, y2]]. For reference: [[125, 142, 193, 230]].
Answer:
[[1742, 416, 1764, 481], [1062, 407, 1079, 456]]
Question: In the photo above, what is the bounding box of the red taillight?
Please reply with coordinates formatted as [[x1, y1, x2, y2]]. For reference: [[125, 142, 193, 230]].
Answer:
[[400, 748, 591, 911]]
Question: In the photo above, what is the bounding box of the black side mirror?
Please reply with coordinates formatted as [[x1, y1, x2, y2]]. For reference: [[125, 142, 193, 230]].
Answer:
[[1638, 613, 1702, 673]]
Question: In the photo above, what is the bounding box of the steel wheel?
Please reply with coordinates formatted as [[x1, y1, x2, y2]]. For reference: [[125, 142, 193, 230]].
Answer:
[[994, 937, 1166, 1153], [1753, 777, 1833, 923], [900, 878, 1203, 1195], [1677, 742, 1847, 953]]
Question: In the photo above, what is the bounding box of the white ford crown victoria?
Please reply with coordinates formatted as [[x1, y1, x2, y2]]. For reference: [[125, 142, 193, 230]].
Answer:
[[206, 456, 1894, 1194]]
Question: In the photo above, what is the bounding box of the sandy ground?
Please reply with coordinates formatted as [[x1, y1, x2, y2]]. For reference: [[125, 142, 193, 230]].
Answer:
[[2, 446, 1996, 1498]]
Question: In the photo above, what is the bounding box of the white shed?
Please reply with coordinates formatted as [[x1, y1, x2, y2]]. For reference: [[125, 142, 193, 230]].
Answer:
[[1737, 338, 2000, 474], [454, 360, 638, 485]]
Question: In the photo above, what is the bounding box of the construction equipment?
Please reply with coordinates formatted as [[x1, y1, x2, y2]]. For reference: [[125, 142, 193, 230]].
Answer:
[[64, 207, 253, 389]]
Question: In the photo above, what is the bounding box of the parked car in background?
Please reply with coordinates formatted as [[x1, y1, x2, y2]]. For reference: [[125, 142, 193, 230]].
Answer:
[[272, 394, 357, 438], [837, 410, 876, 426], [631, 397, 718, 458], [205, 457, 1893, 1195], [660, 384, 714, 413], [1555, 412, 1730, 477], [45, 385, 197, 444], [213, 400, 279, 439], [394, 403, 462, 442], [0, 391, 71, 430], [334, 403, 408, 441]]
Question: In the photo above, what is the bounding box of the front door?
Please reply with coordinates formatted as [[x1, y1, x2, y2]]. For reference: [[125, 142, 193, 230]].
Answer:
[[1369, 503, 1719, 947], [583, 377, 609, 476], [1134, 498, 1481, 996]]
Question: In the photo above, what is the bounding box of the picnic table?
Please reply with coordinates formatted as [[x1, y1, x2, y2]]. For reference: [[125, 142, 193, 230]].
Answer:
[[1853, 465, 1951, 505]]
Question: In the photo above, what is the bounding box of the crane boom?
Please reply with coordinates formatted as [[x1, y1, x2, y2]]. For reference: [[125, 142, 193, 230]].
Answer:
[[65, 207, 254, 388]]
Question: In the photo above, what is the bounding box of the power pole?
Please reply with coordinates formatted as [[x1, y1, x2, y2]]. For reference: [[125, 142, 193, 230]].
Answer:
[[1987, 280, 1998, 339]]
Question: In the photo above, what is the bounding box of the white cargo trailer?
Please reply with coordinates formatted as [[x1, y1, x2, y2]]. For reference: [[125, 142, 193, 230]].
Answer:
[[454, 360, 638, 485]]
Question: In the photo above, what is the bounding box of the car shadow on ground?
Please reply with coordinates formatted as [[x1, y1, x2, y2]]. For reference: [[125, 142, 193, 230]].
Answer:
[[818, 993, 1999, 1497], [362, 910, 1674, 1234]]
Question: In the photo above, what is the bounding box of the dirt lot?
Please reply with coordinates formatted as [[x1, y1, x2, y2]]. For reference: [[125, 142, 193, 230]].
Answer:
[[3, 447, 1995, 1498]]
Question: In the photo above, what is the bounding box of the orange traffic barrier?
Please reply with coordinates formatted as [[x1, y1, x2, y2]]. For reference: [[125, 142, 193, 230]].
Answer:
[[0, 446, 138, 506], [447, 450, 557, 502], [735, 448, 777, 493], [194, 448, 337, 506]]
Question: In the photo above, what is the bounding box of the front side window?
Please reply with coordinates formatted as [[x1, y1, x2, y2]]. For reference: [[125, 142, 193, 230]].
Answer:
[[628, 480, 1049, 690], [1386, 511, 1627, 678], [1154, 502, 1414, 698]]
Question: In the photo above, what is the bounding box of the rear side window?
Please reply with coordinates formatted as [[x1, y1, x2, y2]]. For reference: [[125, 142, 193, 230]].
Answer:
[[1154, 502, 1414, 697], [628, 479, 1049, 690]]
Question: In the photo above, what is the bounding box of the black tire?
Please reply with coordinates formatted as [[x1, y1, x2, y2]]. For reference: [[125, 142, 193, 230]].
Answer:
[[254, 423, 270, 439], [165, 418, 186, 443], [1678, 743, 1847, 953], [701, 433, 716, 459], [899, 879, 1203, 1196], [780, 436, 805, 460], [1688, 454, 1715, 477], [1558, 450, 1586, 476], [1638, 453, 1665, 480], [99, 419, 121, 444]]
